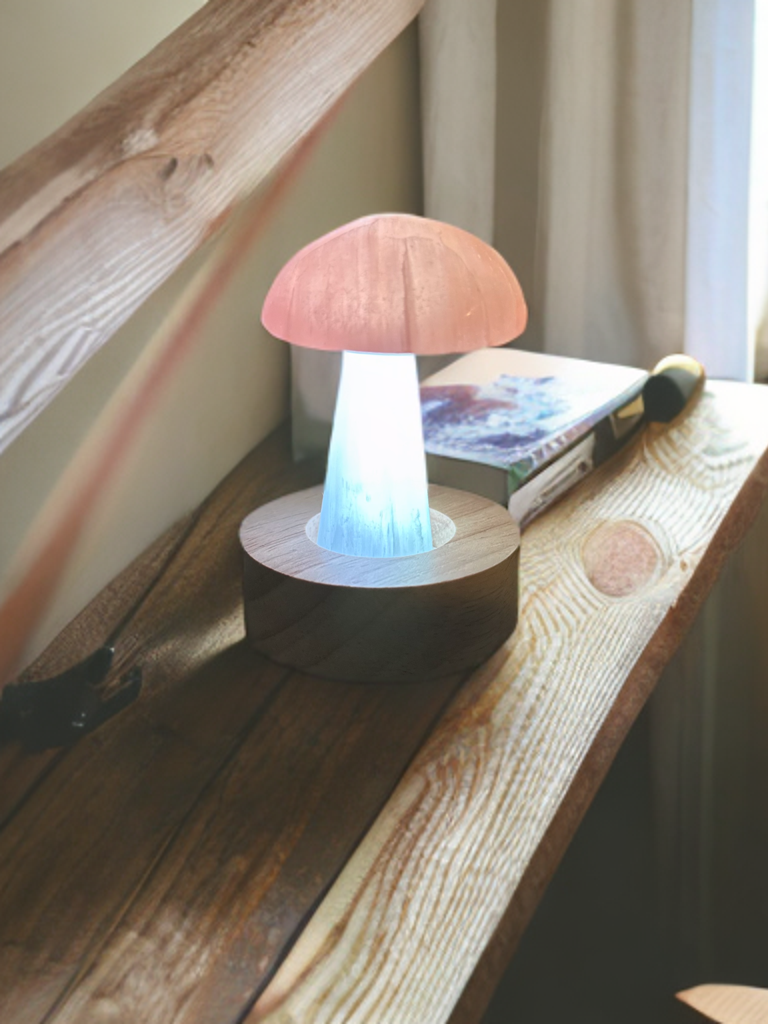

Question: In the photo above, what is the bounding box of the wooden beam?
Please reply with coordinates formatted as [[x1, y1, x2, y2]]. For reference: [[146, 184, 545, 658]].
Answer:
[[249, 381, 768, 1024], [0, 0, 423, 454]]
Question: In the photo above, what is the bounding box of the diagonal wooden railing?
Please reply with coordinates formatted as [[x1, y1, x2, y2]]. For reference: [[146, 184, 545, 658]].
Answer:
[[0, 110, 333, 687], [0, 0, 424, 456]]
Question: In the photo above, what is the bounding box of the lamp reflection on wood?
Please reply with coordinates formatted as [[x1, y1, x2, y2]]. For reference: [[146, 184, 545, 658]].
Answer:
[[241, 213, 527, 682]]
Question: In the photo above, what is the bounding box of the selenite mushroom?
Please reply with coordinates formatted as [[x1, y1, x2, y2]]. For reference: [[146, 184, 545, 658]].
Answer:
[[241, 214, 526, 682], [262, 213, 527, 559]]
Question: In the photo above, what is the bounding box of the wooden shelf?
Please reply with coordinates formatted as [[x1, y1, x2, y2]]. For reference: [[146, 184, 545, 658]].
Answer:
[[1, 380, 767, 1024]]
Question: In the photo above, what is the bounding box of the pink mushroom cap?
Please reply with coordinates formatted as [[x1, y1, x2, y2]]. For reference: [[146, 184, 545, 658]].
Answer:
[[261, 213, 527, 355]]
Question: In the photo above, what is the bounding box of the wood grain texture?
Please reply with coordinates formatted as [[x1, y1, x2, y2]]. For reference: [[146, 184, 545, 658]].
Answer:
[[241, 484, 520, 681], [0, 426, 469, 1024], [3, 384, 768, 1024], [677, 984, 768, 1024], [0, 0, 424, 454], [40, 670, 464, 1024], [0, 513, 193, 830], [0, 427, 311, 1022], [242, 484, 520, 586], [249, 381, 768, 1024]]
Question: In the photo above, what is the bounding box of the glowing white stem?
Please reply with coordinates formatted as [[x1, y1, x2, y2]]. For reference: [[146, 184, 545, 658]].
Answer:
[[318, 351, 433, 558]]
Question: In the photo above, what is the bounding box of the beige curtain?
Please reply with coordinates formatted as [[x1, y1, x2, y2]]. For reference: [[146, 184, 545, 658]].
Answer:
[[423, 0, 692, 371], [419, 0, 497, 242], [497, 0, 761, 381], [528, 0, 691, 368]]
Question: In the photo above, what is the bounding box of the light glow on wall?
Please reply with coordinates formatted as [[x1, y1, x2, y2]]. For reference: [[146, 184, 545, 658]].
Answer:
[[317, 351, 433, 558]]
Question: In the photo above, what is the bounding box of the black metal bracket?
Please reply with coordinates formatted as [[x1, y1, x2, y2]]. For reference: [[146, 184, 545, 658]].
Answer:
[[0, 646, 142, 752]]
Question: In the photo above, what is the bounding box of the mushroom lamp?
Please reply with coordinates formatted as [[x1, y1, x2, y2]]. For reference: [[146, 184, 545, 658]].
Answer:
[[240, 214, 527, 682]]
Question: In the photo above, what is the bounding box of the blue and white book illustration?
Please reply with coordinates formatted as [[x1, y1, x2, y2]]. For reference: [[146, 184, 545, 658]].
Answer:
[[421, 349, 647, 498]]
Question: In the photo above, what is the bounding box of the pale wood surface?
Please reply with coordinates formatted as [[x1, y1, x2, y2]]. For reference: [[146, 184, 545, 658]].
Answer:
[[241, 484, 519, 586], [677, 984, 768, 1023], [1, 384, 768, 1023], [250, 381, 768, 1024], [0, 0, 423, 454], [241, 484, 520, 681]]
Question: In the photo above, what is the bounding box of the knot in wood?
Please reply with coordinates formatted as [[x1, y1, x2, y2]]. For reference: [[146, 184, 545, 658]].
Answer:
[[582, 520, 661, 598], [121, 126, 159, 157]]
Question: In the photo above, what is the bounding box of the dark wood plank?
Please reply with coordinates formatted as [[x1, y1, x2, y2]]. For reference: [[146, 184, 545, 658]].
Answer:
[[45, 670, 465, 1024], [0, 0, 424, 453], [0, 423, 305, 827], [0, 516, 192, 829], [0, 425, 467, 1024], [0, 425, 311, 1020]]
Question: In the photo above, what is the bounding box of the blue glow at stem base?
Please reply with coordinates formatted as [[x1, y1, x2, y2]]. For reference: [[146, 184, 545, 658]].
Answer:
[[317, 351, 433, 558]]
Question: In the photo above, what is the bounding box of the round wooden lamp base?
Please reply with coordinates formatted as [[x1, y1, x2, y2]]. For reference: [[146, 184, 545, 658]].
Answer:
[[240, 484, 519, 683]]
